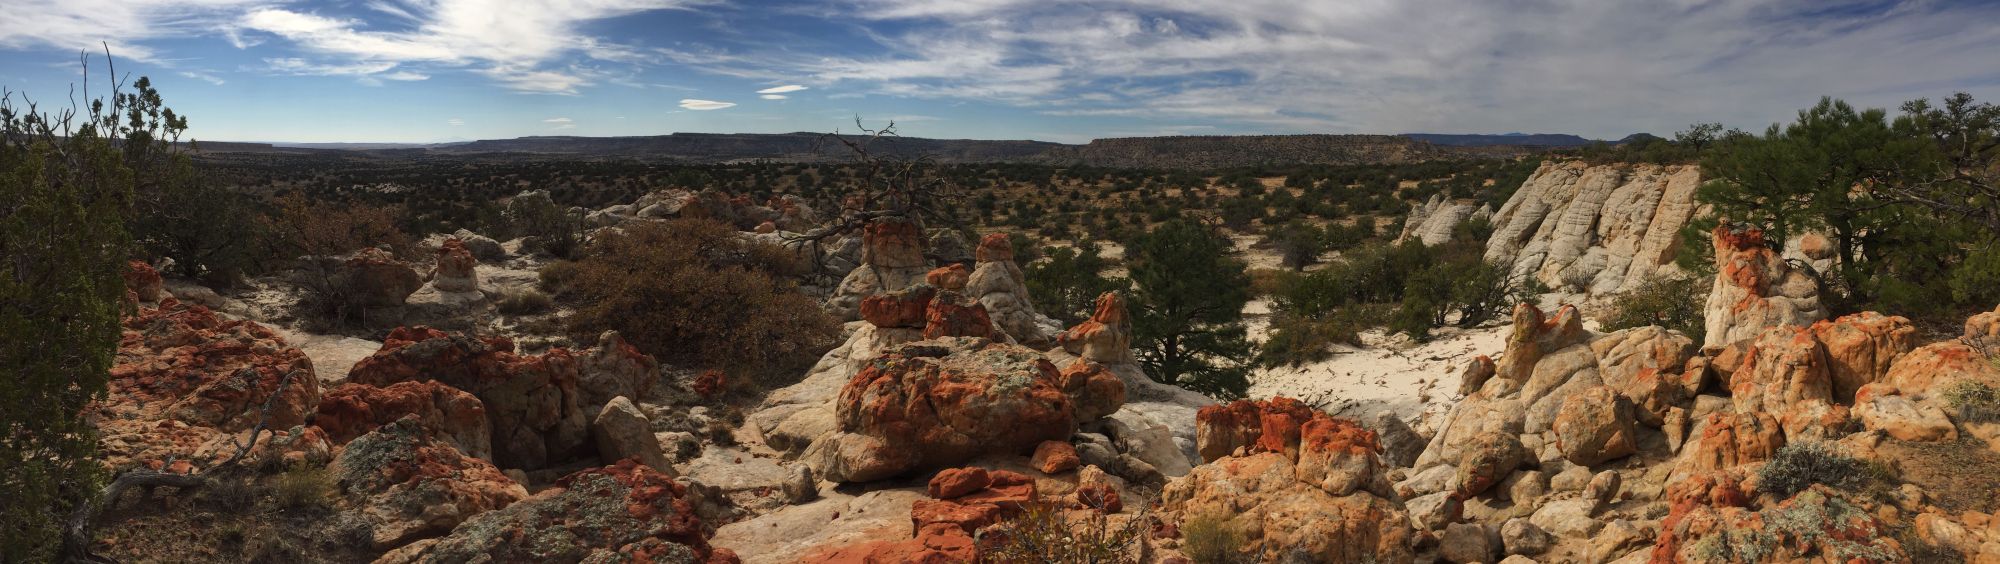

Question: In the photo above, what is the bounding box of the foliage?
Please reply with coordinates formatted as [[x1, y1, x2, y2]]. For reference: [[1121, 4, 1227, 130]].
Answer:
[[1127, 220, 1255, 400], [1948, 242, 2000, 307], [502, 190, 586, 259], [272, 463, 334, 510], [1942, 381, 2000, 424], [1256, 306, 1377, 367], [0, 65, 158, 559], [1600, 276, 1708, 343], [1179, 511, 1248, 564], [984, 501, 1147, 564], [494, 288, 554, 316], [564, 219, 838, 385], [264, 193, 413, 322], [1758, 441, 1876, 498], [1263, 220, 1326, 271], [130, 160, 264, 283], [1025, 240, 1128, 326]]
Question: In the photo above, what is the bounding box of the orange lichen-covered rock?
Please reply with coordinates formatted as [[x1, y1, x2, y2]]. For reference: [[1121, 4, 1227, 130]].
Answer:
[[1650, 485, 1903, 563], [862, 217, 928, 269], [808, 338, 1078, 483], [807, 466, 1037, 564], [1055, 360, 1127, 422], [1057, 292, 1135, 365], [332, 415, 527, 550], [124, 260, 164, 302], [922, 290, 996, 340], [691, 369, 727, 399], [1162, 451, 1412, 562], [861, 285, 937, 329], [1731, 326, 1849, 440], [1809, 312, 1918, 403], [926, 263, 970, 291], [432, 237, 479, 293], [94, 300, 323, 470], [1031, 441, 1081, 474], [347, 327, 590, 470], [375, 459, 739, 564], [1553, 385, 1640, 466], [1673, 411, 1784, 479], [1194, 397, 1319, 462], [973, 232, 1013, 263], [928, 467, 992, 499], [1703, 222, 1826, 348], [1883, 341, 2000, 400], [315, 380, 492, 460]]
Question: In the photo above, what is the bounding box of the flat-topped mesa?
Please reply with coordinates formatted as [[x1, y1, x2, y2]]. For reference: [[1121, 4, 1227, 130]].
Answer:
[[1704, 221, 1827, 348], [1484, 161, 1701, 295], [967, 233, 1056, 344], [826, 217, 932, 321]]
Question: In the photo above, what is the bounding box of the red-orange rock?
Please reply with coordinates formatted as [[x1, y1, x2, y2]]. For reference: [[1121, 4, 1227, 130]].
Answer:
[[813, 338, 1077, 483], [124, 260, 163, 302], [347, 327, 590, 469], [95, 300, 322, 470], [333, 415, 526, 549], [1032, 441, 1081, 474], [922, 290, 995, 340], [376, 459, 738, 564], [860, 285, 936, 329], [974, 233, 1013, 263], [316, 380, 492, 460], [1809, 312, 1918, 403], [926, 264, 970, 291], [1194, 397, 1319, 462], [1057, 292, 1134, 364], [692, 369, 727, 399], [1677, 411, 1784, 477], [862, 217, 927, 269], [432, 238, 479, 292], [928, 467, 992, 499]]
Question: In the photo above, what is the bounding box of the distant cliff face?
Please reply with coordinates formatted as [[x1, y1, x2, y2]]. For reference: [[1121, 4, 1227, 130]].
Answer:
[[1031, 134, 1520, 169], [1483, 161, 1702, 295], [435, 132, 1065, 163]]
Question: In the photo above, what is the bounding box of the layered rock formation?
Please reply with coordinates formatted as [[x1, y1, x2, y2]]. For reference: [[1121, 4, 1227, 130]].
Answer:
[[967, 233, 1060, 344], [1483, 161, 1701, 295], [825, 218, 932, 322], [1398, 193, 1492, 247]]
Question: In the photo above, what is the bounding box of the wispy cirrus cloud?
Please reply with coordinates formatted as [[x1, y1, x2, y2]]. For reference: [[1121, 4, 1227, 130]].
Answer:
[[233, 0, 704, 94], [543, 116, 575, 129], [679, 98, 735, 110], [0, 0, 265, 63], [756, 84, 807, 94]]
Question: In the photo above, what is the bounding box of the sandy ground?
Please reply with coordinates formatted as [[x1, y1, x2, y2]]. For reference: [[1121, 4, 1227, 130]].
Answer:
[[274, 328, 382, 386], [1246, 324, 1507, 436]]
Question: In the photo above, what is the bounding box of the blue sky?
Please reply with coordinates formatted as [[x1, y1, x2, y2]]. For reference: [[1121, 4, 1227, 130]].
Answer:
[[2, 0, 1997, 144]]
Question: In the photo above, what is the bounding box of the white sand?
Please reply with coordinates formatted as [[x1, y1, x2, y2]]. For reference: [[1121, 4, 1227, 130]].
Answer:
[[1247, 324, 1507, 435]]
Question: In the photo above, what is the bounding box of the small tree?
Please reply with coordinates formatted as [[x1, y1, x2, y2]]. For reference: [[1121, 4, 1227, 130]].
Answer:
[[1025, 240, 1127, 326], [1127, 220, 1254, 399], [1264, 220, 1326, 271]]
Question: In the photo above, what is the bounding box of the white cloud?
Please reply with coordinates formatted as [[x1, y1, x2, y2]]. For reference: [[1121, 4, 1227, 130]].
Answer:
[[447, 118, 465, 126], [760, 94, 787, 100], [757, 84, 808, 94], [263, 57, 401, 77], [544, 117, 575, 129], [179, 70, 226, 85], [679, 98, 736, 110], [0, 0, 264, 63], [234, 0, 702, 94]]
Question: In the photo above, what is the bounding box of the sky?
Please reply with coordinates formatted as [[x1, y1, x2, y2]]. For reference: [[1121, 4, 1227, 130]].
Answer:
[[1, 0, 1997, 144]]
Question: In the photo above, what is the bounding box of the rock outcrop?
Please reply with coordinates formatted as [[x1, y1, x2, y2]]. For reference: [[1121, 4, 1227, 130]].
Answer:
[[429, 238, 479, 293], [346, 326, 656, 470], [1704, 222, 1828, 348], [1399, 193, 1491, 247], [332, 415, 528, 550], [315, 380, 493, 461], [966, 233, 1059, 343], [1167, 398, 1411, 562], [95, 299, 324, 470], [805, 337, 1090, 483], [335, 247, 424, 307], [1483, 161, 1701, 295], [826, 218, 932, 322], [376, 460, 739, 564]]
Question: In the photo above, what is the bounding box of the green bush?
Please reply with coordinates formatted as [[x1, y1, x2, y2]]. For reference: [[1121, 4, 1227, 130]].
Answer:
[[1942, 381, 2000, 423], [1025, 240, 1127, 326], [1601, 276, 1708, 343], [1180, 511, 1248, 564], [1949, 242, 2000, 307], [1757, 441, 1874, 498]]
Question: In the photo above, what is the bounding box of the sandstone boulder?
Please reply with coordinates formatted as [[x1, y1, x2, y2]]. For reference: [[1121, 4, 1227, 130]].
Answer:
[[125, 260, 164, 302], [377, 460, 739, 564], [1810, 311, 1918, 402], [1163, 451, 1412, 562], [967, 233, 1055, 344], [1731, 326, 1848, 440], [1552, 385, 1640, 466], [807, 338, 1079, 483], [594, 396, 673, 473], [431, 238, 479, 293], [347, 327, 591, 470], [827, 218, 931, 321], [336, 247, 424, 307], [1703, 222, 1827, 348], [333, 415, 528, 550], [1854, 383, 1958, 442], [315, 380, 491, 460]]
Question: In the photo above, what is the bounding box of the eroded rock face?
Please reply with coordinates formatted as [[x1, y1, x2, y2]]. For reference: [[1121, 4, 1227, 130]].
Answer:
[[1704, 223, 1827, 348], [827, 218, 932, 322], [1399, 193, 1488, 247], [347, 327, 590, 470], [1483, 162, 1700, 295], [376, 460, 739, 564], [431, 238, 479, 293], [807, 338, 1080, 483], [804, 468, 1038, 563], [316, 380, 492, 461], [95, 300, 323, 470], [1810, 312, 1918, 403], [1058, 292, 1136, 365], [1966, 304, 2000, 350], [1731, 326, 1849, 440], [966, 233, 1055, 344], [1552, 385, 1639, 465], [333, 415, 528, 550]]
